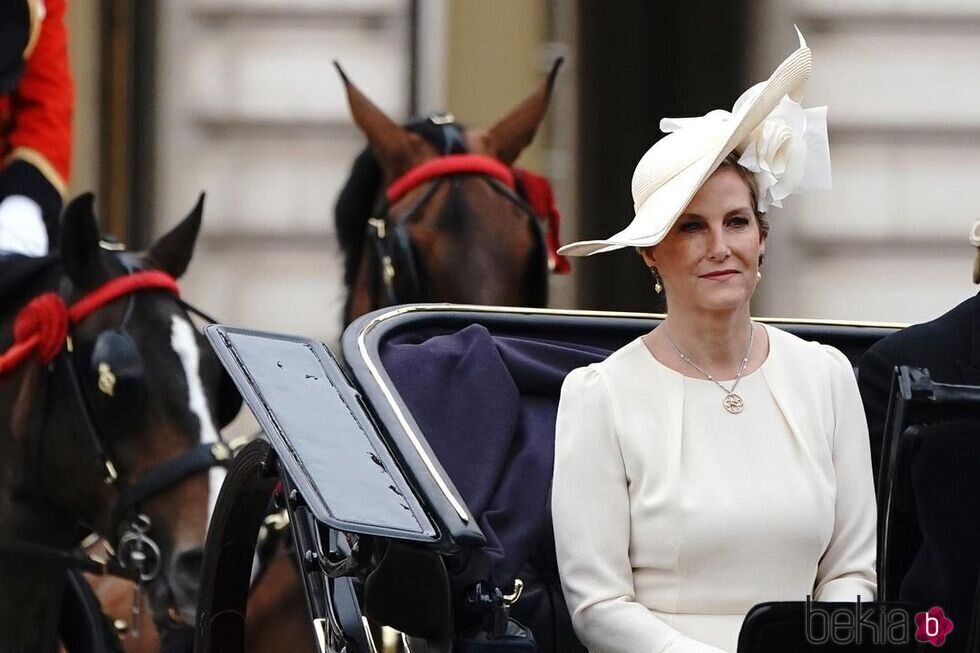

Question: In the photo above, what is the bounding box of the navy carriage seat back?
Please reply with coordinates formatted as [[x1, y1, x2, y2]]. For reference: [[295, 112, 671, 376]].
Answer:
[[380, 324, 604, 649]]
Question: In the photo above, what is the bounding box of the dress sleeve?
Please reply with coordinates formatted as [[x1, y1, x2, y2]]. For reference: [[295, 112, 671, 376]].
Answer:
[[552, 366, 724, 653], [813, 346, 878, 602]]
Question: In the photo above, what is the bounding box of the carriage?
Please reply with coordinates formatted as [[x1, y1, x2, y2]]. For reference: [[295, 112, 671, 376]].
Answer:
[[192, 304, 980, 653], [6, 52, 976, 653]]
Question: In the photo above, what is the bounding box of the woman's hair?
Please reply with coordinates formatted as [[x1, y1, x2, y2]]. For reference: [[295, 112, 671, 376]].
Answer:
[[718, 151, 769, 239], [635, 152, 769, 265]]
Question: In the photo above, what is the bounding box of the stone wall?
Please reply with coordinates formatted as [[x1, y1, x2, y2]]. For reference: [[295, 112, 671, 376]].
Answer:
[[752, 0, 980, 323]]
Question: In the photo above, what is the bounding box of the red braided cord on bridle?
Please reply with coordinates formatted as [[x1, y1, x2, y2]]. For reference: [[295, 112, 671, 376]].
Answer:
[[0, 271, 179, 377], [385, 154, 515, 203]]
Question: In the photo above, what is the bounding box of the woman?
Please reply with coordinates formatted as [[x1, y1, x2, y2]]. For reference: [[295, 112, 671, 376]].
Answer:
[[551, 31, 876, 653]]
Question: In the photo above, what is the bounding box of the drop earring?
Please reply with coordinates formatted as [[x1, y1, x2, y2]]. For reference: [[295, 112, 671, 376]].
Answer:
[[650, 267, 663, 294], [756, 270, 762, 281]]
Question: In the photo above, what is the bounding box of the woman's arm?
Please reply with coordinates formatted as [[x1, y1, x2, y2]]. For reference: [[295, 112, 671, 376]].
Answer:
[[813, 347, 878, 602], [552, 366, 724, 653]]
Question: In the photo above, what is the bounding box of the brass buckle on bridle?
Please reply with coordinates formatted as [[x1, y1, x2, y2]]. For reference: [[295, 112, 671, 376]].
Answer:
[[368, 217, 387, 239]]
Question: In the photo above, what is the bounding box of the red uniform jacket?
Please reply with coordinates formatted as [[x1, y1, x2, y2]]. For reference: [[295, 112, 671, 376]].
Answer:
[[0, 0, 73, 200]]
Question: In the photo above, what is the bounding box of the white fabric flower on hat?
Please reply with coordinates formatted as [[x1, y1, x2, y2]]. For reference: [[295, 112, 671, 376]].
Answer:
[[660, 82, 831, 213], [733, 82, 831, 211], [969, 219, 980, 247]]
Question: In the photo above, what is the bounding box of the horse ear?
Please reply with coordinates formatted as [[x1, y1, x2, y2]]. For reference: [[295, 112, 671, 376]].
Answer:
[[480, 58, 563, 166], [148, 193, 204, 279], [334, 61, 431, 179], [61, 193, 110, 288]]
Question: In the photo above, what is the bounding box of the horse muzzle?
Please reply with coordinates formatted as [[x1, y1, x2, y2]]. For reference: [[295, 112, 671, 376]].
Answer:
[[158, 544, 204, 627]]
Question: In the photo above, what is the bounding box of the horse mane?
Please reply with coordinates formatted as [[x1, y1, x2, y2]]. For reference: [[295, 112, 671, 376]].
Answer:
[[334, 147, 382, 289], [334, 119, 465, 290]]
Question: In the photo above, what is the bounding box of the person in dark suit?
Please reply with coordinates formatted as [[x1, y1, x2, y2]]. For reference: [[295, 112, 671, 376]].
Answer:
[[858, 291, 980, 479], [857, 225, 980, 652]]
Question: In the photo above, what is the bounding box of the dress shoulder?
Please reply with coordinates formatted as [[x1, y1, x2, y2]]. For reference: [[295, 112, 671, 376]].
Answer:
[[561, 338, 648, 389], [560, 363, 604, 397], [593, 337, 656, 377], [765, 324, 853, 374]]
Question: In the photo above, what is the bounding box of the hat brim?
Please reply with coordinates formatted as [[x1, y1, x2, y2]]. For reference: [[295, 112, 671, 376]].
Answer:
[[559, 32, 812, 257]]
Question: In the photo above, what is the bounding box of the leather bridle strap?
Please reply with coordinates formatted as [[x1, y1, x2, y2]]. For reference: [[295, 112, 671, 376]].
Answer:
[[117, 441, 233, 516], [367, 179, 442, 306], [0, 540, 134, 579], [59, 346, 122, 484], [177, 298, 221, 326]]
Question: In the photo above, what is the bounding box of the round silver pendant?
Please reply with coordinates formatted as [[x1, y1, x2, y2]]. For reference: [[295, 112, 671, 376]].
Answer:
[[723, 393, 744, 414]]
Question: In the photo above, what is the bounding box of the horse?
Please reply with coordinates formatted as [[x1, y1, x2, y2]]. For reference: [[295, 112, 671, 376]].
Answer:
[[334, 59, 567, 326], [0, 193, 242, 652], [197, 61, 570, 653]]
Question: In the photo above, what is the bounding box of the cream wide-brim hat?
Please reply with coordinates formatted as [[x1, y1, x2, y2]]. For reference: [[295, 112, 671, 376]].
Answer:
[[559, 30, 813, 257]]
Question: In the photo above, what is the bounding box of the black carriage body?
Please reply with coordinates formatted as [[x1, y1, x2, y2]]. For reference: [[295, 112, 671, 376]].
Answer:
[[206, 326, 445, 546], [197, 305, 903, 653]]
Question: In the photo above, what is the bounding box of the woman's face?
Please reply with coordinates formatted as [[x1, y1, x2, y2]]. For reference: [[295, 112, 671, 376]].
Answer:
[[641, 166, 765, 315]]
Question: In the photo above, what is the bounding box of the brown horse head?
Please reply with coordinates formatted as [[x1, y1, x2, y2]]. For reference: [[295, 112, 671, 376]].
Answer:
[[0, 194, 240, 650], [335, 60, 563, 325]]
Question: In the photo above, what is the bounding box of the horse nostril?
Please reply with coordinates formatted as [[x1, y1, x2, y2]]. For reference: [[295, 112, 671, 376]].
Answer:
[[167, 546, 205, 626], [171, 546, 205, 592]]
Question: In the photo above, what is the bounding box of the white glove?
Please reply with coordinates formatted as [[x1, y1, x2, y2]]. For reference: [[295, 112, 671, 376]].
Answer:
[[0, 195, 49, 256]]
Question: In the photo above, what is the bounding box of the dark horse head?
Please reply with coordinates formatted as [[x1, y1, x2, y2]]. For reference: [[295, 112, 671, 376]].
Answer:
[[0, 194, 241, 651], [335, 60, 563, 326]]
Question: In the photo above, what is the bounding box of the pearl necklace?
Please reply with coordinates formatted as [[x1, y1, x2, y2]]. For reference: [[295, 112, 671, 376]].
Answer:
[[662, 323, 755, 414]]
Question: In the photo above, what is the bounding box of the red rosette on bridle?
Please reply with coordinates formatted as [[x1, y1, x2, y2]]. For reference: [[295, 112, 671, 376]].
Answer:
[[0, 293, 69, 375], [514, 169, 571, 274]]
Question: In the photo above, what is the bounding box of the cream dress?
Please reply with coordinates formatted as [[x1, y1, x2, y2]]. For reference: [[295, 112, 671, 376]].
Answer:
[[552, 325, 877, 653]]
